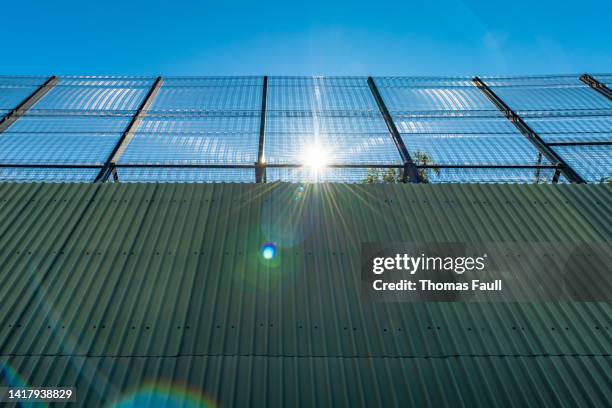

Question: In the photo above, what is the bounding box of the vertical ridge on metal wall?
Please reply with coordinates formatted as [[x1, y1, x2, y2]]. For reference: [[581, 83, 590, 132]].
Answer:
[[472, 76, 585, 184], [256, 76, 268, 183], [94, 76, 164, 182], [580, 74, 612, 100], [0, 76, 58, 134], [366, 77, 424, 183]]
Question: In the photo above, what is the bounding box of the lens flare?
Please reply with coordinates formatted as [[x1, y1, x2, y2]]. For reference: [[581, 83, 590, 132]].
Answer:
[[293, 184, 306, 201], [0, 362, 27, 388], [111, 382, 216, 408], [261, 243, 277, 260], [301, 143, 329, 170]]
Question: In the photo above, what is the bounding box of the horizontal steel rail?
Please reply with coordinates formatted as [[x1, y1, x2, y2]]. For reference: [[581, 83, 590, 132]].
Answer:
[[0, 164, 101, 169], [0, 163, 557, 170], [547, 141, 612, 147], [112, 163, 257, 169], [112, 163, 556, 169]]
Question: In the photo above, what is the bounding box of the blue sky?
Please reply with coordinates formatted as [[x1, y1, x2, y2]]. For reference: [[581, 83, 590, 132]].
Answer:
[[2, 0, 610, 76]]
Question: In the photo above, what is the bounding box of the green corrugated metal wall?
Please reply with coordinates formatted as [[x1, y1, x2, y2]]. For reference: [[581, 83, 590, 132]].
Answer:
[[0, 183, 610, 407]]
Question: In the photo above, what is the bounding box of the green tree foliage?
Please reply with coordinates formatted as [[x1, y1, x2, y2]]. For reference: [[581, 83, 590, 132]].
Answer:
[[363, 168, 402, 184], [362, 151, 440, 183]]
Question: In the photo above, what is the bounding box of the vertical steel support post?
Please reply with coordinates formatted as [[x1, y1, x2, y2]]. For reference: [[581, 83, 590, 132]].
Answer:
[[367, 77, 423, 183], [256, 76, 268, 183]]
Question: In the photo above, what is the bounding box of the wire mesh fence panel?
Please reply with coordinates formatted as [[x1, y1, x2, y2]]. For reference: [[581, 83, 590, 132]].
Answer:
[[482, 75, 588, 87], [393, 116, 517, 134], [372, 78, 555, 182], [593, 75, 612, 87], [264, 132, 402, 165], [374, 77, 500, 114], [479, 75, 612, 182], [0, 76, 48, 86], [0, 167, 100, 182], [0, 75, 610, 184], [0, 85, 40, 110], [421, 167, 558, 184], [402, 134, 551, 166], [136, 115, 260, 133], [150, 84, 262, 112], [0, 76, 151, 180], [265, 111, 400, 165], [123, 78, 264, 169], [115, 167, 255, 183], [1, 111, 131, 166], [32, 86, 149, 112], [266, 166, 402, 183], [524, 115, 612, 144], [375, 86, 496, 113], [266, 113, 389, 133], [482, 76, 611, 113], [374, 76, 476, 87], [264, 77, 401, 174], [5, 114, 132, 133], [0, 133, 120, 165], [119, 133, 259, 165], [162, 77, 263, 87], [267, 84, 379, 111], [0, 76, 50, 113], [120, 117, 261, 166], [552, 145, 612, 183], [268, 77, 369, 87], [52, 76, 156, 87]]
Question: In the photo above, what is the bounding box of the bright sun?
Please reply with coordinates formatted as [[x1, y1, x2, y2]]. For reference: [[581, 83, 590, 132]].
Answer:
[[301, 143, 330, 170]]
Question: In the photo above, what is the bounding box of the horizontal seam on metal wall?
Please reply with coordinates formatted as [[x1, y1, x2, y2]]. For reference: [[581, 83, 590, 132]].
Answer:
[[1, 353, 610, 359]]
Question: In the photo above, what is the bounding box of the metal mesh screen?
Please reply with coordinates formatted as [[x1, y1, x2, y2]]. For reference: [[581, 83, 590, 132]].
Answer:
[[265, 77, 401, 167], [375, 77, 553, 173], [0, 77, 152, 181], [0, 167, 99, 183], [0, 74, 609, 184], [593, 74, 612, 87], [422, 167, 559, 184], [1, 113, 130, 165], [483, 75, 610, 113], [115, 167, 255, 183], [266, 166, 396, 184], [31, 77, 154, 112], [0, 76, 47, 110], [481, 75, 611, 184], [552, 145, 612, 183], [118, 78, 263, 179], [524, 114, 612, 144]]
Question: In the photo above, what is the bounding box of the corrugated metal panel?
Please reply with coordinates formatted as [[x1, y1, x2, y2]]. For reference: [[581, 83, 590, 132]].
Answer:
[[0, 183, 101, 345], [0, 183, 610, 407], [3, 355, 611, 407]]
